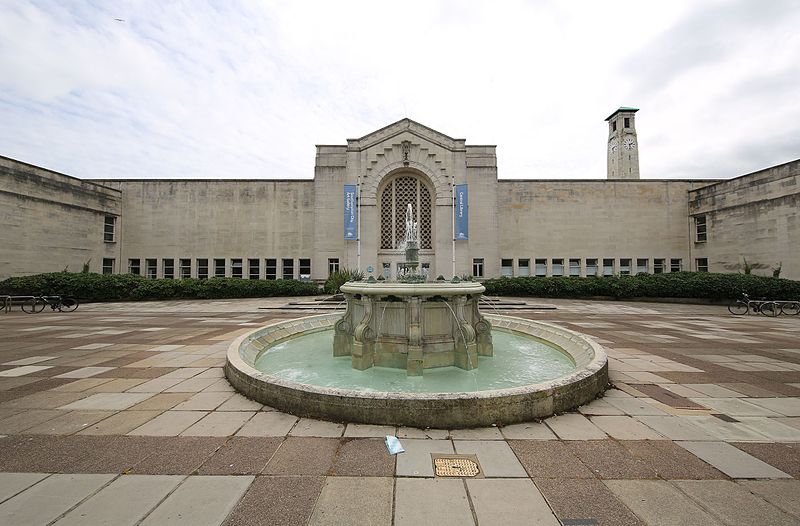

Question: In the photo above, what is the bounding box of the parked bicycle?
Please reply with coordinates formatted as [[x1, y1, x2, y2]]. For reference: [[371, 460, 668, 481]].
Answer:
[[776, 300, 800, 316], [21, 295, 79, 314], [727, 293, 779, 317]]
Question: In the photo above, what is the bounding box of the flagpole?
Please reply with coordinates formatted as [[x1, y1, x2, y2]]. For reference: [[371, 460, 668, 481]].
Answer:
[[357, 178, 361, 271], [452, 176, 456, 278]]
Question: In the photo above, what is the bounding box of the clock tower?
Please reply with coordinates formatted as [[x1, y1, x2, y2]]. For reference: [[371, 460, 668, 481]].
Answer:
[[606, 107, 640, 180]]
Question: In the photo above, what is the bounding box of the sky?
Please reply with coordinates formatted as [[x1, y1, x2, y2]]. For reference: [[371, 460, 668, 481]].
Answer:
[[1, 0, 798, 181]]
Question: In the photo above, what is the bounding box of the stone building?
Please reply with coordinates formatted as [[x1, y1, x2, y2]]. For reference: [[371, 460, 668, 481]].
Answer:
[[1, 111, 798, 282]]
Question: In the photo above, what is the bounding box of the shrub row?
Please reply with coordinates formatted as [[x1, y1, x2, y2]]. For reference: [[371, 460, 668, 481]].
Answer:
[[0, 272, 320, 302], [482, 272, 800, 301]]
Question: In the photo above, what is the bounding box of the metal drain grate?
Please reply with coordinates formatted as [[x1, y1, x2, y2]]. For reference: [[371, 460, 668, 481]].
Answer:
[[433, 457, 481, 477]]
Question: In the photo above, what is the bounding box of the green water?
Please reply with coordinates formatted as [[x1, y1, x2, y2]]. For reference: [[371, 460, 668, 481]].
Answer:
[[253, 328, 576, 393]]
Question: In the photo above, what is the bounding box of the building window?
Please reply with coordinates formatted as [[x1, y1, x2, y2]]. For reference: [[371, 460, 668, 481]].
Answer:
[[552, 258, 564, 276], [611, 121, 617, 132], [282, 258, 294, 280], [670, 258, 683, 272], [380, 175, 432, 250], [586, 259, 598, 277], [535, 259, 547, 277], [501, 259, 514, 277], [163, 259, 174, 279], [102, 258, 114, 275], [518, 259, 530, 277], [619, 258, 631, 275], [146, 258, 157, 279], [128, 258, 140, 275], [328, 258, 340, 275], [653, 259, 665, 274], [695, 215, 707, 242], [214, 258, 226, 277], [248, 259, 260, 280], [103, 215, 116, 243], [624, 117, 630, 128], [231, 259, 243, 279], [603, 258, 614, 276], [179, 259, 191, 279], [299, 259, 311, 279], [197, 259, 209, 280], [569, 258, 581, 277], [472, 258, 484, 278], [636, 258, 649, 274], [696, 258, 709, 272], [265, 259, 277, 280]]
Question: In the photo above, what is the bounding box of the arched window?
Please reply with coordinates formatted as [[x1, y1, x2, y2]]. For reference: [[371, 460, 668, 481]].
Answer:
[[380, 175, 432, 249]]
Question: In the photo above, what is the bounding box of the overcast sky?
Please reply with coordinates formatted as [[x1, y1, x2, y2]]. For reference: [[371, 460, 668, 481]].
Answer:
[[1, 0, 798, 181]]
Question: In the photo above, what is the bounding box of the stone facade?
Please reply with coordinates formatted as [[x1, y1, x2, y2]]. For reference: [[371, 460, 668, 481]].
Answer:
[[0, 117, 798, 282]]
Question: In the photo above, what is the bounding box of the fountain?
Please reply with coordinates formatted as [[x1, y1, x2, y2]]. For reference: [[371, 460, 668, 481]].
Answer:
[[333, 204, 492, 375], [225, 204, 608, 428]]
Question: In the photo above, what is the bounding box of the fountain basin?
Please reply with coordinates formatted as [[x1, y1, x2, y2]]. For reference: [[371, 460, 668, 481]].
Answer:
[[225, 313, 608, 428]]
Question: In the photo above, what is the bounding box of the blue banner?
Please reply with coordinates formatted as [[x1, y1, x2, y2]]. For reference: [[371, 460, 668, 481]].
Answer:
[[344, 185, 358, 240], [455, 184, 468, 240]]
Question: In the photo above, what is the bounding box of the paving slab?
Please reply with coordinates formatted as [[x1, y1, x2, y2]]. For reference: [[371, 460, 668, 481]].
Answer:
[[673, 479, 796, 526], [677, 441, 792, 478], [53, 474, 185, 526], [0, 473, 115, 525], [128, 436, 227, 475], [59, 392, 154, 411], [500, 421, 557, 439], [215, 393, 263, 411], [544, 413, 607, 440], [332, 438, 395, 477], [343, 423, 396, 438], [730, 442, 800, 477], [0, 409, 65, 434], [589, 415, 666, 440], [396, 427, 449, 439], [738, 480, 800, 519], [567, 440, 657, 479], [395, 438, 454, 477], [129, 392, 193, 410], [508, 440, 594, 479], [308, 477, 393, 526], [449, 426, 504, 440], [2, 356, 57, 366], [54, 366, 116, 379], [126, 377, 185, 393], [140, 475, 253, 526], [604, 479, 723, 526], [289, 417, 345, 437], [635, 415, 717, 440], [24, 410, 116, 435], [164, 377, 220, 393], [454, 440, 527, 477], [683, 415, 771, 441], [128, 410, 208, 436], [180, 411, 254, 436], [173, 391, 233, 411], [0, 472, 49, 504], [467, 478, 559, 526], [395, 478, 474, 526], [235, 411, 298, 437], [744, 397, 800, 416], [51, 378, 115, 392], [0, 365, 53, 377], [264, 437, 340, 476], [78, 410, 162, 435], [577, 398, 626, 415], [605, 396, 669, 415], [68, 436, 167, 473], [198, 437, 283, 475], [618, 440, 726, 479], [221, 475, 324, 526], [682, 383, 746, 397], [534, 478, 644, 525], [691, 397, 782, 417]]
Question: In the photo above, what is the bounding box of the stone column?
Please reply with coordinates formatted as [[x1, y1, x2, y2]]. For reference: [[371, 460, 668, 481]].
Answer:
[[333, 293, 354, 357], [406, 296, 424, 376], [472, 299, 493, 357], [352, 296, 375, 370], [452, 296, 478, 370]]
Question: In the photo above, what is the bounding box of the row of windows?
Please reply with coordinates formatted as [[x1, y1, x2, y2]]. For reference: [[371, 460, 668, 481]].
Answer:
[[101, 258, 321, 280], [473, 257, 709, 278]]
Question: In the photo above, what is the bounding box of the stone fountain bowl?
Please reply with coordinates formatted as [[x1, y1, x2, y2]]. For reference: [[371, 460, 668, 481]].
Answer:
[[225, 313, 608, 428]]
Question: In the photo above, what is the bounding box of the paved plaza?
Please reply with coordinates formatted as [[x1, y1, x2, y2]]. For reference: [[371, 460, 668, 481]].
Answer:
[[0, 297, 798, 525]]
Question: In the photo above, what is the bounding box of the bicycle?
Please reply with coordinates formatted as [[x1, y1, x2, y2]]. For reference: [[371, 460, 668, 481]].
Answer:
[[727, 293, 779, 317], [21, 295, 79, 314], [777, 301, 800, 316]]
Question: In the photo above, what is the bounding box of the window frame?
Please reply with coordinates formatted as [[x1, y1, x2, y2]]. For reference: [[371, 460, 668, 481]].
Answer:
[[696, 258, 709, 272], [472, 258, 484, 278], [695, 214, 707, 243], [328, 258, 340, 276], [214, 258, 226, 278], [585, 258, 598, 277], [568, 258, 581, 277], [551, 258, 564, 277], [145, 258, 157, 280], [282, 258, 294, 280], [518, 258, 530, 277], [162, 258, 175, 279], [103, 215, 116, 243], [670, 258, 683, 273], [102, 258, 115, 275], [128, 258, 141, 275], [501, 258, 514, 277], [299, 258, 311, 279], [231, 258, 243, 279], [197, 259, 209, 280], [248, 258, 260, 280], [265, 259, 277, 280], [534, 258, 547, 277]]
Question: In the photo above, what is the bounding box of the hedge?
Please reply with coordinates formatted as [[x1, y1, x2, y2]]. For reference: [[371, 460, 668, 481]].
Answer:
[[482, 272, 800, 301], [0, 272, 319, 302]]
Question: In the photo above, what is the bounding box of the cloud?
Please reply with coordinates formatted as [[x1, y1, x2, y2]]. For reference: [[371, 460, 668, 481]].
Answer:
[[0, 0, 798, 182]]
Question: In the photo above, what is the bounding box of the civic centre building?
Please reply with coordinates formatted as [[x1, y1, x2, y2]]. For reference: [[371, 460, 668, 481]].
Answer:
[[1, 109, 798, 282]]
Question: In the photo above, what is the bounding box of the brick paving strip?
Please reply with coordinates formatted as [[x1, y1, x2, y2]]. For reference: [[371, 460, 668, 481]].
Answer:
[[0, 297, 798, 524]]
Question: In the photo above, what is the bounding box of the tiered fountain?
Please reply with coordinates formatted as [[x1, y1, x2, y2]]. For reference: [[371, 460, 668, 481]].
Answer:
[[225, 205, 608, 428]]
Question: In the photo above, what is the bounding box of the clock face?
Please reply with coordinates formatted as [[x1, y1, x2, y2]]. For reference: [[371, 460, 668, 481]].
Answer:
[[608, 140, 619, 153], [623, 137, 636, 150]]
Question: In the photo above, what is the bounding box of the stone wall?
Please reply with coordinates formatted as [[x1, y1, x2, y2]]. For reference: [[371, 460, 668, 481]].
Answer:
[[0, 156, 121, 279], [689, 160, 800, 279]]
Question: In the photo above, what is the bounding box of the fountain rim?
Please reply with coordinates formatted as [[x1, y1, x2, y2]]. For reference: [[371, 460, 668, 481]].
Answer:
[[340, 280, 485, 297], [225, 312, 607, 401]]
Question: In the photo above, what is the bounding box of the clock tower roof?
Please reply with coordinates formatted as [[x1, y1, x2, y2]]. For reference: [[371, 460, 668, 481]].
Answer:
[[605, 106, 639, 121]]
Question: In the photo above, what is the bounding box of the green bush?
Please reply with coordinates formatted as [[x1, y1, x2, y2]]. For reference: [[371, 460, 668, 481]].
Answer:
[[323, 268, 364, 294], [0, 272, 319, 302], [482, 272, 800, 301]]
